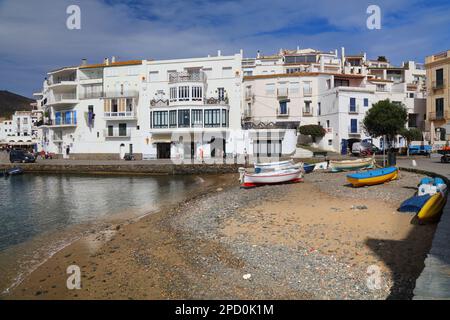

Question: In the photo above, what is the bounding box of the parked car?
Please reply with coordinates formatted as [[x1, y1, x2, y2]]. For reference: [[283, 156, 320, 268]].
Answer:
[[352, 141, 380, 156], [10, 149, 36, 163]]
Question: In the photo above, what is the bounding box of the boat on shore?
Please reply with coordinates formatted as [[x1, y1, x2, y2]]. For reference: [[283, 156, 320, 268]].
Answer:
[[417, 192, 447, 222], [329, 157, 375, 172], [346, 166, 398, 187], [254, 160, 303, 173], [239, 167, 303, 188], [303, 163, 315, 173]]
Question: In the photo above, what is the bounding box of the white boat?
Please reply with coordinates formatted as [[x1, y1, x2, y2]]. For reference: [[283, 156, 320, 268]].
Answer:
[[239, 167, 303, 188], [313, 161, 328, 171], [254, 160, 302, 173]]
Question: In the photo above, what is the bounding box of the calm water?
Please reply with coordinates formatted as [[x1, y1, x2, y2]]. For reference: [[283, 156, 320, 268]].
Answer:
[[0, 173, 200, 252]]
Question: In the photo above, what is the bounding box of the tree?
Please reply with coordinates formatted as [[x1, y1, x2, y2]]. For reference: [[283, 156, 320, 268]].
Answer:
[[362, 99, 408, 146], [399, 127, 423, 156], [299, 124, 326, 143]]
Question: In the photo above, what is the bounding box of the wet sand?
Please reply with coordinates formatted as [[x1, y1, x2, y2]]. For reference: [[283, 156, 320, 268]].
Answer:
[[3, 171, 437, 300]]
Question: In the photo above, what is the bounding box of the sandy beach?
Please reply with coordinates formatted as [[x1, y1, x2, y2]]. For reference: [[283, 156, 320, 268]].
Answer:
[[3, 170, 436, 300]]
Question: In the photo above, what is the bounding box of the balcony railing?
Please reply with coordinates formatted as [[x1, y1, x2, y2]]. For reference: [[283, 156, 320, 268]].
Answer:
[[277, 88, 288, 98], [104, 128, 131, 138], [303, 88, 312, 96], [432, 79, 446, 90], [428, 111, 449, 121], [104, 90, 139, 98], [79, 91, 104, 99], [302, 107, 313, 117], [349, 105, 359, 114], [104, 110, 137, 119], [277, 107, 289, 117], [53, 117, 77, 126], [50, 93, 77, 103], [348, 126, 361, 134], [50, 76, 77, 85], [168, 71, 206, 83], [245, 90, 254, 100]]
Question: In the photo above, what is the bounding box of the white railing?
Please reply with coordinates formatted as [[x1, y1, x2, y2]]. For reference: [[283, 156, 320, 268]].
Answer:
[[277, 88, 288, 97], [348, 126, 361, 134], [168, 71, 206, 83], [79, 91, 104, 99], [277, 108, 289, 116], [303, 87, 312, 96], [302, 107, 313, 116], [349, 105, 359, 114], [104, 111, 137, 119], [104, 128, 131, 138], [50, 93, 77, 103], [104, 90, 139, 98]]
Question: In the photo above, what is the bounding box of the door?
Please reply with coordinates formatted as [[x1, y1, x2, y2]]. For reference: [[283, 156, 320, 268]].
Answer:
[[120, 143, 125, 159], [157, 143, 171, 159], [350, 98, 356, 112], [350, 119, 358, 133]]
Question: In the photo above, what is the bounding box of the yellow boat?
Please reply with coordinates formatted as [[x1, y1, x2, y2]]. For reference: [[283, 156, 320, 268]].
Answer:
[[417, 192, 447, 222], [346, 167, 398, 187]]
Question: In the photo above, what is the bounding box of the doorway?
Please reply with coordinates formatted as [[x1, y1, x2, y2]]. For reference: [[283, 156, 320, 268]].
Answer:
[[157, 143, 171, 159], [119, 143, 125, 159]]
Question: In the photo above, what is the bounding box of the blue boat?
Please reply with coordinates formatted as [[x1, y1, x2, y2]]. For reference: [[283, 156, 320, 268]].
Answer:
[[346, 166, 398, 187], [399, 194, 431, 213], [303, 163, 315, 174]]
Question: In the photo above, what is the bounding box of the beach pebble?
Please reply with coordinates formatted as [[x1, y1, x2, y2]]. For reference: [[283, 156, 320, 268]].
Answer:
[[242, 273, 252, 280]]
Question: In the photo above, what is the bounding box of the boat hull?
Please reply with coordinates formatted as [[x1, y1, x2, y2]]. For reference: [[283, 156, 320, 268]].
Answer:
[[330, 158, 374, 172], [241, 168, 303, 188], [417, 193, 447, 222], [347, 167, 398, 187]]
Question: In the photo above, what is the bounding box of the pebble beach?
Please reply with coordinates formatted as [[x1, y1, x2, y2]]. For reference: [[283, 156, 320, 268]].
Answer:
[[4, 169, 436, 300]]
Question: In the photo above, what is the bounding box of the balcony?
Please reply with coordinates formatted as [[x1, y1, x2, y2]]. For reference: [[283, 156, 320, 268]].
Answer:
[[46, 117, 77, 128], [79, 91, 104, 100], [104, 110, 137, 120], [302, 107, 313, 117], [104, 90, 139, 99], [168, 71, 206, 84], [104, 128, 131, 138], [428, 111, 449, 121], [277, 107, 289, 117], [245, 90, 254, 101], [349, 105, 359, 114], [49, 76, 77, 88], [432, 79, 446, 90], [303, 87, 312, 97], [48, 93, 77, 106], [277, 88, 288, 99], [348, 126, 361, 135]]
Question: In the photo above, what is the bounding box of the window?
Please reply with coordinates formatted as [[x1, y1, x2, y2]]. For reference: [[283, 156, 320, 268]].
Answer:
[[169, 110, 177, 128], [153, 111, 168, 128], [350, 97, 356, 112], [204, 109, 220, 127], [265, 83, 275, 95], [148, 71, 159, 82], [326, 79, 331, 89], [289, 82, 300, 94], [303, 82, 312, 95], [304, 101, 312, 114], [222, 109, 227, 127], [364, 98, 369, 107], [112, 99, 118, 112], [178, 86, 189, 101], [318, 102, 321, 116], [334, 79, 349, 87], [436, 98, 444, 118], [328, 140, 333, 146], [126, 98, 133, 112], [409, 93, 414, 98], [350, 119, 358, 133], [408, 114, 418, 127], [192, 86, 203, 101], [107, 125, 113, 136], [218, 87, 225, 101], [118, 123, 127, 136], [192, 109, 203, 127], [326, 120, 330, 128], [436, 68, 444, 87], [376, 84, 386, 92], [170, 87, 177, 101], [279, 101, 287, 115], [178, 109, 190, 128]]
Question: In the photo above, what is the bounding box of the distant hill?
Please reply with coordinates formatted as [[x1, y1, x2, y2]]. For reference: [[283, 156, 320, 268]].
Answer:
[[0, 90, 34, 119]]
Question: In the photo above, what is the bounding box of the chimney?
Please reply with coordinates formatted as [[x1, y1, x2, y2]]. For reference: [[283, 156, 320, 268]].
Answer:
[[104, 57, 109, 65], [257, 50, 261, 59], [240, 49, 244, 57], [111, 56, 116, 63], [320, 56, 325, 72], [297, 45, 300, 53], [81, 58, 87, 66], [341, 47, 345, 71], [217, 50, 221, 57]]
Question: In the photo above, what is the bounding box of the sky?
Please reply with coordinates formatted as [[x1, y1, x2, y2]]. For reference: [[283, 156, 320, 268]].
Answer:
[[0, 0, 449, 97]]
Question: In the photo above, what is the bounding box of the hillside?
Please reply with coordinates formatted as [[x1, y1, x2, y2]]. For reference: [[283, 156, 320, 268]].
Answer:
[[0, 90, 34, 119]]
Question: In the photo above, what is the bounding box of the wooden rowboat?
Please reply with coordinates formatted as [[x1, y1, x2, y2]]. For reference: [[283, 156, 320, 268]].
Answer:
[[329, 157, 374, 172], [239, 167, 303, 188], [346, 166, 398, 187]]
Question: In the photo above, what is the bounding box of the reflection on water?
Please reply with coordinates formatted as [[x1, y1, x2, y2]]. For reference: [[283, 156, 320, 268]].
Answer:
[[0, 173, 198, 251]]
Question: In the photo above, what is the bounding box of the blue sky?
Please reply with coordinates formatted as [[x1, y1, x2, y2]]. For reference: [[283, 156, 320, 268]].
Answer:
[[0, 0, 449, 97]]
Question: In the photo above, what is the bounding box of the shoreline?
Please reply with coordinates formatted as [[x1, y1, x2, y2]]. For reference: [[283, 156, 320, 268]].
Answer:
[[3, 170, 437, 300]]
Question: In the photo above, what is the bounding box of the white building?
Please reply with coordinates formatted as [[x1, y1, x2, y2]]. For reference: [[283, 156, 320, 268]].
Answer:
[[0, 111, 39, 148]]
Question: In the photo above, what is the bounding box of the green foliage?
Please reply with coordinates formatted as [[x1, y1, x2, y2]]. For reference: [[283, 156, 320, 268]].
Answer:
[[399, 127, 423, 143], [299, 124, 326, 142], [362, 99, 408, 140]]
